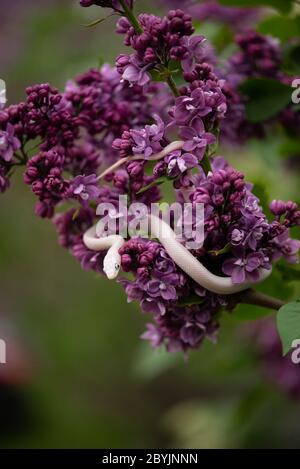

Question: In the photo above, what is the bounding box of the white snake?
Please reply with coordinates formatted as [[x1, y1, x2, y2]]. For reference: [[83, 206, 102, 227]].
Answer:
[[0, 79, 7, 108], [83, 142, 272, 295]]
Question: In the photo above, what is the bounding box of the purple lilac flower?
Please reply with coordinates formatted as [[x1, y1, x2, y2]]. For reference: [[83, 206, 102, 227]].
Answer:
[[0, 123, 20, 162], [166, 150, 198, 177], [116, 10, 195, 87], [230, 31, 282, 79], [1, 6, 299, 356], [173, 88, 213, 125], [69, 174, 101, 202], [220, 81, 265, 145], [160, 0, 260, 32], [141, 301, 221, 352], [64, 65, 165, 165], [141, 323, 163, 348], [223, 250, 271, 284], [180, 35, 206, 72], [118, 236, 223, 351], [23, 149, 69, 218], [130, 115, 164, 157], [271, 230, 300, 264], [230, 216, 268, 250], [54, 206, 95, 249], [180, 118, 215, 160], [219, 31, 283, 145], [118, 54, 151, 87]]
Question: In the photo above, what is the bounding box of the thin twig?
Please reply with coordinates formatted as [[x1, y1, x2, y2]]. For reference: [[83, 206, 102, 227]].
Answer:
[[237, 289, 284, 311]]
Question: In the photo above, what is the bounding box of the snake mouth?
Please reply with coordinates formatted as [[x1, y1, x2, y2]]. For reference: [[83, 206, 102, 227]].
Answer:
[[104, 269, 118, 280]]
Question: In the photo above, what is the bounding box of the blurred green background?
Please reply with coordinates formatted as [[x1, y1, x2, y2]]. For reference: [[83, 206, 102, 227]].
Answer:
[[0, 0, 300, 449]]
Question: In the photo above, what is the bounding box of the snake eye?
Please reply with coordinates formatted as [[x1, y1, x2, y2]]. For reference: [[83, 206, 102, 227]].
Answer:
[[115, 263, 120, 271]]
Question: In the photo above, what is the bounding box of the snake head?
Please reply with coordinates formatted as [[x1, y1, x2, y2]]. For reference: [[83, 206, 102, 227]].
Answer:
[[0, 79, 7, 109], [103, 255, 121, 280]]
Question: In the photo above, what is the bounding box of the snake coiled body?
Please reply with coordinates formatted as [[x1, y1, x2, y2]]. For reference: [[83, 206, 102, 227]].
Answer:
[[83, 214, 271, 295]]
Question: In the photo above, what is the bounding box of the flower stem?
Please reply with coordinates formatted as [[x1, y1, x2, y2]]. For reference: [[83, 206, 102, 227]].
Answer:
[[166, 75, 180, 98], [119, 0, 143, 34], [201, 152, 212, 175], [238, 289, 284, 311]]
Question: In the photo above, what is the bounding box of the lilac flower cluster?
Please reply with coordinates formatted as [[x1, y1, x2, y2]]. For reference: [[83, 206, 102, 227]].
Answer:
[[173, 63, 227, 128], [54, 205, 107, 274], [220, 31, 300, 145], [0, 64, 163, 208], [64, 66, 164, 163], [230, 31, 282, 81], [160, 0, 260, 32], [115, 9, 213, 87], [107, 157, 299, 352], [187, 158, 300, 285], [112, 62, 225, 192], [24, 150, 69, 218], [119, 237, 223, 352], [112, 114, 165, 158]]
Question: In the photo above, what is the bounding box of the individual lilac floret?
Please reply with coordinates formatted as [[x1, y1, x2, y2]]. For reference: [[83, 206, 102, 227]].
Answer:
[[118, 55, 151, 87], [131, 115, 164, 157], [166, 150, 198, 177], [223, 250, 271, 284], [69, 174, 101, 202], [172, 81, 227, 127], [180, 118, 216, 160], [180, 35, 207, 72], [113, 115, 165, 158], [173, 88, 213, 125], [271, 230, 300, 264], [0, 123, 21, 162]]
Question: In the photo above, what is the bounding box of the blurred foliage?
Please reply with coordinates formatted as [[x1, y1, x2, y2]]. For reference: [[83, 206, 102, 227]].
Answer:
[[0, 0, 300, 450]]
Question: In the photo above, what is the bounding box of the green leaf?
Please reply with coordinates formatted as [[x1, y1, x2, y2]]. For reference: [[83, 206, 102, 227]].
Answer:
[[239, 78, 292, 122], [283, 44, 300, 75], [277, 299, 300, 355], [136, 176, 168, 195], [258, 16, 300, 41], [219, 0, 293, 13], [276, 263, 300, 282]]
